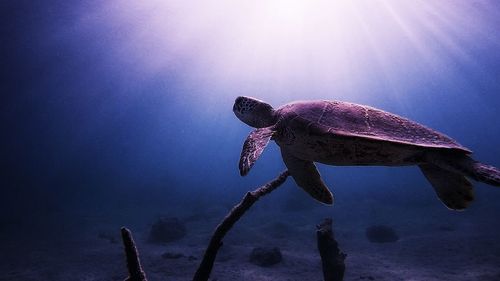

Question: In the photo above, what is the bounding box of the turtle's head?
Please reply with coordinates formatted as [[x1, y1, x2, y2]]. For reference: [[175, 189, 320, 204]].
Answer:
[[233, 96, 278, 128]]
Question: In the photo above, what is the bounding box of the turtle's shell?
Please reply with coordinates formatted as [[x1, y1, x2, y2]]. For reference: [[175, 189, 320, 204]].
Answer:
[[276, 100, 471, 153]]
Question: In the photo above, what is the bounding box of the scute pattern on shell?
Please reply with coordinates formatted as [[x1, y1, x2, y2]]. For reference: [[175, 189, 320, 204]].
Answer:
[[277, 100, 471, 153]]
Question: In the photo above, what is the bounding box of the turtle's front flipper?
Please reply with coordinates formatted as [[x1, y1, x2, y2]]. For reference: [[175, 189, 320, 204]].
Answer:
[[280, 149, 333, 205], [239, 127, 275, 176], [419, 164, 474, 210]]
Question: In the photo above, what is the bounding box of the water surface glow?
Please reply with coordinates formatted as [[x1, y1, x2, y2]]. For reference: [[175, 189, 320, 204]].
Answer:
[[79, 0, 500, 108]]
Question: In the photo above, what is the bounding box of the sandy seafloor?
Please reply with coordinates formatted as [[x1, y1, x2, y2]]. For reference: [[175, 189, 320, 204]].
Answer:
[[2, 183, 500, 281]]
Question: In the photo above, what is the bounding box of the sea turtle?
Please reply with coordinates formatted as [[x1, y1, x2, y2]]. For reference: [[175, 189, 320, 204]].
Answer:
[[233, 96, 500, 210]]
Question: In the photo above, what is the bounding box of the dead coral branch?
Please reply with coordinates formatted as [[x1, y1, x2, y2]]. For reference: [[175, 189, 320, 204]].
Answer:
[[192, 170, 290, 281], [317, 218, 346, 281], [121, 227, 148, 281]]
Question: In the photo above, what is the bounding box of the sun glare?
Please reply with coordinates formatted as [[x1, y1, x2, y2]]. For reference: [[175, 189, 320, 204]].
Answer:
[[87, 0, 500, 105]]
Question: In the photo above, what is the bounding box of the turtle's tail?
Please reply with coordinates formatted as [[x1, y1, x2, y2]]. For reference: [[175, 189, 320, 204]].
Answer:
[[430, 152, 500, 187], [464, 161, 500, 187]]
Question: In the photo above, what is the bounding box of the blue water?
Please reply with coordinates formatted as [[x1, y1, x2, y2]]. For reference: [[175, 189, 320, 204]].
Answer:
[[2, 1, 500, 280]]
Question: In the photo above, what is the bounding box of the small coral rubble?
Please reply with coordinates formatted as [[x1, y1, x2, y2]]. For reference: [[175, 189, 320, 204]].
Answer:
[[148, 217, 186, 244], [365, 225, 399, 243], [249, 247, 282, 267]]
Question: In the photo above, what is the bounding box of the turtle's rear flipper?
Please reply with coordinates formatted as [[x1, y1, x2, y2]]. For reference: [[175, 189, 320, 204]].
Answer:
[[426, 152, 500, 187], [419, 164, 474, 210], [281, 149, 333, 205]]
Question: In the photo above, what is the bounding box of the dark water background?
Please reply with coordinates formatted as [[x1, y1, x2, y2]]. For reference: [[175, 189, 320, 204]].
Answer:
[[2, 1, 500, 280]]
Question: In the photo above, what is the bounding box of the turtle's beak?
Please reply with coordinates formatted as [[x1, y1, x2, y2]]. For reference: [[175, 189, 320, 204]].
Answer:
[[233, 97, 239, 111], [233, 97, 242, 114]]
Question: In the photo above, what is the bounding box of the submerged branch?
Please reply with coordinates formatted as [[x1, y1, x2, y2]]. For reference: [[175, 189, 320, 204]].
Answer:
[[121, 227, 148, 281], [317, 218, 346, 281], [192, 170, 290, 281]]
